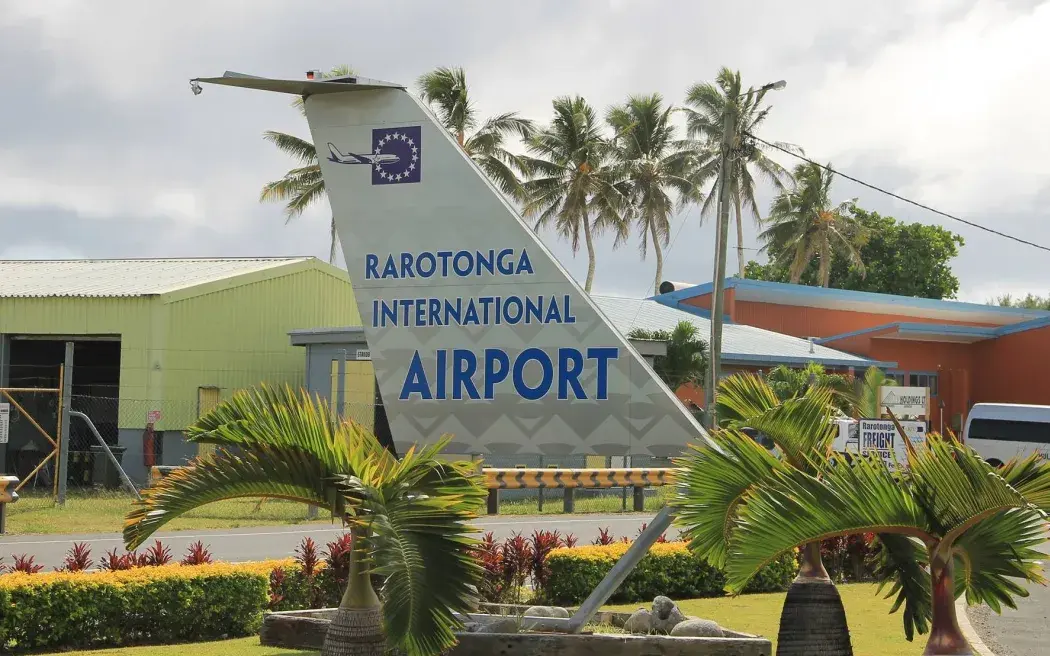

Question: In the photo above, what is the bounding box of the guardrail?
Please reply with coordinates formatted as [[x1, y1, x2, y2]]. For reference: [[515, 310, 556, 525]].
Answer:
[[147, 465, 678, 515], [483, 467, 676, 515], [0, 475, 20, 534]]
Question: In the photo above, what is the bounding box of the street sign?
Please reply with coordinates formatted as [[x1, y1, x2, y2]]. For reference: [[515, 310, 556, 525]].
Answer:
[[147, 410, 162, 425], [879, 386, 929, 417], [0, 403, 9, 444], [858, 418, 928, 467], [355, 349, 371, 360]]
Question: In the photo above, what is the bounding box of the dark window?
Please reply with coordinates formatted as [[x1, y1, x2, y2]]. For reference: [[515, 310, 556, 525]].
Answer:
[[968, 419, 1050, 445], [909, 372, 938, 397], [887, 371, 906, 386]]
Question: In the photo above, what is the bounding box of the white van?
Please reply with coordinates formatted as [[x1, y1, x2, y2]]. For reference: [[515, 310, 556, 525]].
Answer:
[[963, 403, 1050, 467]]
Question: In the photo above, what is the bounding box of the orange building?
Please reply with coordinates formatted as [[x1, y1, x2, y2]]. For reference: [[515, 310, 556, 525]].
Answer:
[[655, 278, 1050, 434]]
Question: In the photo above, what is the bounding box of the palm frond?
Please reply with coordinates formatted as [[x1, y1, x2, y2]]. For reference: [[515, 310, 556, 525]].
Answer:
[[124, 446, 341, 549], [343, 436, 485, 656], [869, 534, 932, 640], [952, 508, 1047, 613], [673, 428, 788, 567], [262, 131, 318, 165], [726, 452, 931, 594], [998, 452, 1050, 512]]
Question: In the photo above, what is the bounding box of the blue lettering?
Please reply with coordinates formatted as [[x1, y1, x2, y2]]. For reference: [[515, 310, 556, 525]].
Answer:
[[477, 249, 495, 275], [400, 352, 432, 400], [437, 251, 453, 276], [365, 254, 379, 279], [524, 296, 543, 324], [516, 250, 534, 275], [558, 348, 586, 400], [435, 350, 447, 399], [463, 300, 480, 325], [417, 252, 436, 277], [372, 299, 379, 327], [400, 253, 415, 278], [444, 298, 462, 325], [381, 300, 398, 327], [399, 299, 413, 325], [587, 347, 618, 400], [544, 297, 562, 324], [513, 347, 554, 401], [452, 350, 481, 400], [478, 297, 494, 324], [414, 298, 426, 326], [564, 295, 576, 323], [382, 256, 398, 279], [453, 251, 472, 276], [504, 296, 523, 324], [484, 349, 510, 399], [428, 298, 442, 325], [496, 248, 515, 275]]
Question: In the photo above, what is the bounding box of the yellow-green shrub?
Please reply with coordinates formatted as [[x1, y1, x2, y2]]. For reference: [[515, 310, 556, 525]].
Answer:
[[0, 560, 286, 652], [541, 542, 798, 605]]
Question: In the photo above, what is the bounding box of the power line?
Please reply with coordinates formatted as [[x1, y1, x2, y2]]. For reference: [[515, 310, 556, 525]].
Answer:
[[746, 132, 1050, 254]]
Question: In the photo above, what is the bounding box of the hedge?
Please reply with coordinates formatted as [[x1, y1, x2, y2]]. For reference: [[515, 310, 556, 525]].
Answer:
[[0, 560, 283, 652], [541, 542, 799, 605]]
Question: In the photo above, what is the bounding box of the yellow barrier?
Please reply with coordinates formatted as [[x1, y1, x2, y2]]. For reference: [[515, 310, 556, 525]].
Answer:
[[483, 467, 675, 490], [0, 475, 20, 534]]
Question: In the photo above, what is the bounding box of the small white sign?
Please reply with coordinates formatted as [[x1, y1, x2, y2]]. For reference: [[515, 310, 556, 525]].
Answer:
[[0, 403, 9, 444], [879, 386, 929, 417], [859, 419, 928, 468], [354, 349, 371, 360]]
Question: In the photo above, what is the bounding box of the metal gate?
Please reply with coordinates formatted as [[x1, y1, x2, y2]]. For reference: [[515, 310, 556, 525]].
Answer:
[[1, 377, 64, 496]]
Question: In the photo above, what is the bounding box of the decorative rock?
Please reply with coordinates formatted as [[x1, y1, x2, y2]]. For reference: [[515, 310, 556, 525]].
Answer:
[[524, 605, 570, 618], [465, 584, 480, 612], [623, 608, 652, 635], [670, 618, 724, 637], [478, 617, 520, 634], [649, 596, 687, 634]]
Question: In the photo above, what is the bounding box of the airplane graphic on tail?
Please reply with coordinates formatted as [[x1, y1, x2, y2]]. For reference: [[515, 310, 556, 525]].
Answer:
[[327, 143, 400, 166]]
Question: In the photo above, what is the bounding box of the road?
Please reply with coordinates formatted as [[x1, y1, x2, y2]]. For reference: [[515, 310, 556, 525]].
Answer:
[[0, 513, 670, 570], [968, 561, 1050, 656]]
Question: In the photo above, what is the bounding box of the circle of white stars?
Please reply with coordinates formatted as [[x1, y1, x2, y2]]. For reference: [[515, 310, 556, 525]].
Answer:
[[374, 131, 419, 181]]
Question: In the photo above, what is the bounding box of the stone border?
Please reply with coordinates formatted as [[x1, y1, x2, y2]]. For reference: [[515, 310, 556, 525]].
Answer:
[[956, 598, 996, 656]]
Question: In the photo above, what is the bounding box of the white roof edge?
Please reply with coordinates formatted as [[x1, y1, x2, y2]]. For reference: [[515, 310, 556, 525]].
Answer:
[[193, 71, 405, 96]]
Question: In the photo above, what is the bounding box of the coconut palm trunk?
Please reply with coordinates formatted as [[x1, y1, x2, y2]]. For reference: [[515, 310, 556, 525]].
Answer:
[[735, 194, 746, 278], [583, 213, 596, 292], [776, 542, 852, 656], [323, 526, 385, 656], [650, 221, 665, 295]]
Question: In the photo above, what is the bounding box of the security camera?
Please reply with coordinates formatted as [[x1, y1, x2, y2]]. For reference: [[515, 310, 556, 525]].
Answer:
[[190, 80, 203, 96]]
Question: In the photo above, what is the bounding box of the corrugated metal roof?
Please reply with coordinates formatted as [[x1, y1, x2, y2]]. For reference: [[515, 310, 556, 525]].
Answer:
[[0, 257, 313, 298], [592, 295, 881, 367]]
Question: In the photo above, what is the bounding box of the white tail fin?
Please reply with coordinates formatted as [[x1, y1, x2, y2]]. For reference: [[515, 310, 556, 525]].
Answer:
[[194, 72, 705, 457]]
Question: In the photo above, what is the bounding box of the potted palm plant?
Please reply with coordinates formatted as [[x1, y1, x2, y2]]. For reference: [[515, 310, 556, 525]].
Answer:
[[123, 384, 486, 656]]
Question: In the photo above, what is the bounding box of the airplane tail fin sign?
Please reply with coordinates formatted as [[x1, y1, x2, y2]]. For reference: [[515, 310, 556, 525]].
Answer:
[[192, 72, 704, 457]]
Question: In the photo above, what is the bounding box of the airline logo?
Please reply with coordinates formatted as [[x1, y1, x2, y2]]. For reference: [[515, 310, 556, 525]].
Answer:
[[326, 126, 422, 185]]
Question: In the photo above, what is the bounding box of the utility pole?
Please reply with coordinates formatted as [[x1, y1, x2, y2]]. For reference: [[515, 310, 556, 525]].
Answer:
[[704, 100, 736, 428]]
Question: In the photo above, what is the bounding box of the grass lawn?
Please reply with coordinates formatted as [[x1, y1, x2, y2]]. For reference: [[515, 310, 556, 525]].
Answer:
[[7, 491, 326, 535], [609, 583, 922, 656], [41, 583, 922, 656], [8, 488, 671, 535]]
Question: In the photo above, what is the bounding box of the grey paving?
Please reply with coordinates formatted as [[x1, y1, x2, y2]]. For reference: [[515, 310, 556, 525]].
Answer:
[[0, 513, 673, 570], [968, 564, 1050, 656]]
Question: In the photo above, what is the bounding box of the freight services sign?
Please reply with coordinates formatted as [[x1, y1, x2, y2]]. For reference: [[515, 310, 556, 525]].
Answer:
[[859, 419, 928, 467]]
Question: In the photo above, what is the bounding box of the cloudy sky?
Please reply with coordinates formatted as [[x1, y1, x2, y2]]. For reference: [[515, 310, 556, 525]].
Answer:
[[2, 0, 1048, 303]]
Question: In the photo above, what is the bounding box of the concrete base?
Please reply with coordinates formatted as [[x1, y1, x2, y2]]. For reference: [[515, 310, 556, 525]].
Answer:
[[260, 609, 772, 656]]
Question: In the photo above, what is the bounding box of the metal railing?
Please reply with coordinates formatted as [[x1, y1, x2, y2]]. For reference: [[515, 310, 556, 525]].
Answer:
[[483, 467, 676, 514]]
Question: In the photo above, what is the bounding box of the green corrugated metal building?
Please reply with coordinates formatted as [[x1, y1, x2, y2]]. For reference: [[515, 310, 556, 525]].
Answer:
[[0, 257, 362, 484]]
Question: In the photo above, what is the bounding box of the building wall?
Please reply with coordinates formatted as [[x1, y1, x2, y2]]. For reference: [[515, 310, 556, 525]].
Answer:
[[972, 324, 1050, 406], [159, 267, 362, 430]]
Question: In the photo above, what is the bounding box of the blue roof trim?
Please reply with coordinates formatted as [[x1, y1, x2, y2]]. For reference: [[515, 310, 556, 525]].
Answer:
[[662, 277, 1050, 319], [650, 291, 734, 323], [993, 315, 1050, 337], [722, 352, 896, 369], [897, 322, 998, 338], [815, 322, 902, 344]]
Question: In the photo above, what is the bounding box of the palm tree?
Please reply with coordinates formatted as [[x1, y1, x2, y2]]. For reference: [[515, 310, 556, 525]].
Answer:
[[416, 66, 534, 200], [260, 65, 354, 264], [689, 374, 855, 655], [760, 162, 868, 287], [681, 67, 798, 278], [123, 385, 485, 656], [706, 427, 1050, 655], [628, 320, 708, 390], [607, 94, 705, 293], [521, 96, 630, 292], [763, 362, 853, 416], [853, 366, 897, 418]]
